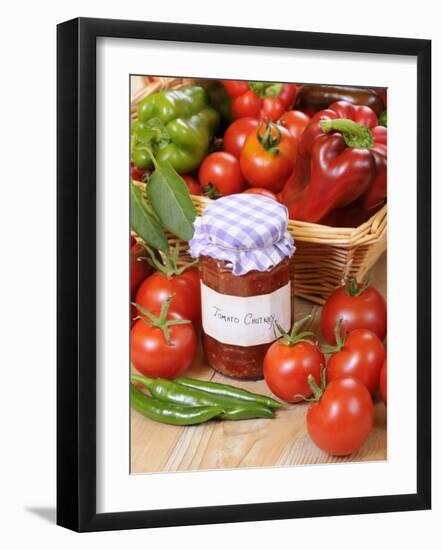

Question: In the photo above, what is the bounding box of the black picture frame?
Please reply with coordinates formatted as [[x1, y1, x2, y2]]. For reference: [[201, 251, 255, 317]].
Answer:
[[57, 17, 431, 532]]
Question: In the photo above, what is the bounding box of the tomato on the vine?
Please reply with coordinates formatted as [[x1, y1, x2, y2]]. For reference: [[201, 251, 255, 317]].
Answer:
[[379, 359, 387, 405], [135, 244, 201, 325], [243, 187, 278, 201], [223, 117, 260, 158], [263, 316, 325, 403], [131, 298, 197, 379], [199, 151, 245, 198], [240, 121, 296, 192], [181, 175, 201, 195], [325, 321, 386, 394], [306, 376, 374, 456], [321, 277, 387, 344], [260, 96, 286, 122]]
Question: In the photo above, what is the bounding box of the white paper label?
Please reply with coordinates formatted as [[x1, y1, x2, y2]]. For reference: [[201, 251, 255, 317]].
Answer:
[[201, 282, 291, 347]]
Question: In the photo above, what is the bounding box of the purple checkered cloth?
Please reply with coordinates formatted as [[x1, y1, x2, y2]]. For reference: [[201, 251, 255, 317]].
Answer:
[[188, 194, 295, 275]]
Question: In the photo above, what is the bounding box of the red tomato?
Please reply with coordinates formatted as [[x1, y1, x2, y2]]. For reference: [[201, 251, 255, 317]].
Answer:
[[264, 341, 325, 403], [327, 327, 386, 394], [181, 175, 201, 195], [263, 315, 325, 403], [240, 122, 296, 192], [307, 377, 374, 456], [232, 89, 262, 119], [130, 243, 152, 296], [379, 358, 387, 404], [199, 151, 245, 198], [221, 79, 249, 98], [131, 163, 147, 182], [278, 83, 298, 108], [260, 96, 286, 122], [279, 110, 311, 145], [243, 187, 278, 201], [136, 269, 201, 325], [321, 278, 387, 344], [131, 310, 197, 379], [223, 117, 260, 158]]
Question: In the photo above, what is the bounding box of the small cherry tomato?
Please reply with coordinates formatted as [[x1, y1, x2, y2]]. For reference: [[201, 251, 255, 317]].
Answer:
[[181, 175, 201, 195], [232, 89, 262, 119], [221, 79, 249, 98], [263, 316, 325, 403], [199, 151, 245, 198], [223, 117, 260, 158], [131, 163, 147, 182], [379, 358, 387, 404], [307, 376, 374, 456], [278, 83, 298, 108], [326, 321, 386, 395], [240, 121, 296, 192], [131, 298, 197, 379], [243, 187, 278, 201], [130, 242, 152, 296], [260, 96, 286, 122], [321, 278, 387, 344]]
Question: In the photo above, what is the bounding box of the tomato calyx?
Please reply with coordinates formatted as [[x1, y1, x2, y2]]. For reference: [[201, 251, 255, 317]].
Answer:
[[276, 314, 316, 347], [294, 368, 327, 403], [141, 242, 198, 278], [342, 276, 369, 296], [202, 183, 221, 200], [256, 121, 282, 155], [132, 297, 191, 344], [321, 318, 347, 354]]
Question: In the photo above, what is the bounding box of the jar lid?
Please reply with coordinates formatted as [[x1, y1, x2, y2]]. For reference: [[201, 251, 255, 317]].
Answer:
[[189, 194, 295, 275]]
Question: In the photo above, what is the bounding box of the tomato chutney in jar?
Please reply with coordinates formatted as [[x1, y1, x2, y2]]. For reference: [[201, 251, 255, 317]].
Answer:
[[189, 194, 295, 379]]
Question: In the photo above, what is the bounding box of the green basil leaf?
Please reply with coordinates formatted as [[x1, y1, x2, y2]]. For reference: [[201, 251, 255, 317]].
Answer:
[[130, 182, 169, 254], [147, 160, 196, 241]]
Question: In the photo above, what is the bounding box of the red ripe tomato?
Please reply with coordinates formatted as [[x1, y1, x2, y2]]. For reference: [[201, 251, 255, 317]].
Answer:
[[130, 243, 152, 296], [181, 175, 201, 195], [232, 89, 262, 119], [278, 83, 298, 108], [260, 96, 286, 122], [240, 122, 296, 192], [321, 278, 387, 344], [326, 326, 386, 395], [263, 316, 325, 403], [279, 110, 311, 146], [199, 151, 245, 198], [307, 377, 374, 456], [131, 301, 197, 379], [223, 117, 260, 158], [136, 268, 201, 325], [243, 187, 278, 201], [379, 358, 387, 404], [131, 163, 147, 182], [221, 79, 249, 98]]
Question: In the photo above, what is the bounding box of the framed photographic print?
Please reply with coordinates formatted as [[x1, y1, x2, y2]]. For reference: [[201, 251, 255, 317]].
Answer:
[[57, 17, 431, 532]]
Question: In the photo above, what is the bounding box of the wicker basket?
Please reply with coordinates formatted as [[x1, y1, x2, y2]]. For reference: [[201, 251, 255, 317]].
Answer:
[[131, 77, 387, 305]]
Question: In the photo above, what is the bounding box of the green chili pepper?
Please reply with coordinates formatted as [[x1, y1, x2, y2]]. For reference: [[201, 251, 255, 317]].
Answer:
[[131, 375, 275, 420], [132, 85, 219, 174], [130, 385, 224, 426], [176, 376, 283, 410]]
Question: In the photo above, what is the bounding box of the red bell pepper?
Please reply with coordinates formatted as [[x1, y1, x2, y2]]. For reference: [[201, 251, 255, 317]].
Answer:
[[220, 80, 297, 121], [280, 101, 387, 223]]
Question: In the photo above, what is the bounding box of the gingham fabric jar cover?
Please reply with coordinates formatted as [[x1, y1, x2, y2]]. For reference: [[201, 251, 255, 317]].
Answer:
[[188, 194, 295, 276]]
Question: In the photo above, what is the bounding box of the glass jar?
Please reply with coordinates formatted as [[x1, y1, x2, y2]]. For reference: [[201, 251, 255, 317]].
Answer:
[[189, 194, 295, 380]]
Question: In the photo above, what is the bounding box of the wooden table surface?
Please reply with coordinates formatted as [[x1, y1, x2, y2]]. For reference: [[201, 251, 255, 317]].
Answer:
[[131, 253, 387, 474]]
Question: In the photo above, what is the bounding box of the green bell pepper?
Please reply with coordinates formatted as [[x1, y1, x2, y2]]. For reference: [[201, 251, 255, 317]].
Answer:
[[131, 85, 219, 174]]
